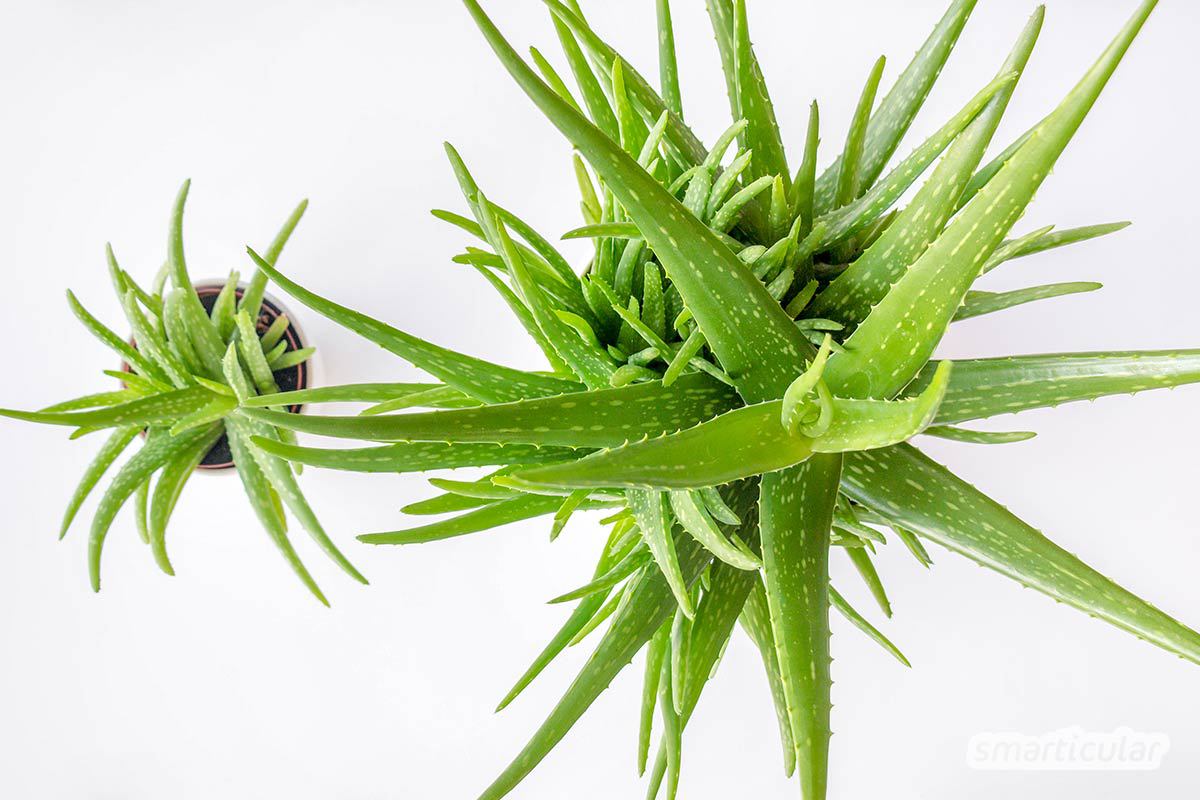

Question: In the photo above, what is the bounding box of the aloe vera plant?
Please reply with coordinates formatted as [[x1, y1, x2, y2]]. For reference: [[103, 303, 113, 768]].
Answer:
[[4, 0, 1198, 798], [0, 183, 365, 605], [213, 0, 1200, 796]]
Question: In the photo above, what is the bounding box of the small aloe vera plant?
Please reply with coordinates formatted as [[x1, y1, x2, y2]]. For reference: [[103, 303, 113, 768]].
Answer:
[[0, 182, 365, 605], [235, 0, 1196, 796]]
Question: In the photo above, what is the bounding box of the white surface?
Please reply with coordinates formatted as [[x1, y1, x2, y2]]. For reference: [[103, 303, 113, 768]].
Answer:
[[2, 1, 1199, 798]]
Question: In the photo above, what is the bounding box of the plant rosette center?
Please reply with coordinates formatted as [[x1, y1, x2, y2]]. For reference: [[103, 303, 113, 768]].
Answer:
[[118, 281, 313, 470]]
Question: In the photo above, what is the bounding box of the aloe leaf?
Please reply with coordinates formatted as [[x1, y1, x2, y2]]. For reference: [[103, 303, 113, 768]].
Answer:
[[226, 423, 327, 605], [445, 208, 584, 303], [1009, 220, 1131, 259], [358, 493, 573, 545], [676, 517, 762, 709], [542, 0, 707, 168], [955, 282, 1102, 322], [628, 489, 693, 619], [470, 262, 572, 375], [957, 123, 1035, 209], [221, 343, 254, 403], [148, 424, 222, 574], [108, 371, 169, 395], [443, 146, 586, 376], [812, 70, 1019, 254], [703, 0, 779, 244], [892, 525, 934, 568], [836, 55, 886, 210], [250, 436, 575, 474], [655, 0, 682, 117], [133, 478, 151, 545], [545, 489, 587, 540], [812, 0, 979, 214], [922, 425, 1036, 445], [245, 249, 579, 403], [241, 198, 310, 318], [643, 530, 764, 793], [59, 426, 140, 540], [548, 8, 619, 141], [243, 383, 451, 408], [168, 396, 238, 436], [918, 349, 1200, 425], [562, 222, 642, 240], [362, 385, 484, 415], [710, 175, 775, 234], [403, 493, 495, 516], [164, 182, 226, 376], [210, 272, 240, 341], [229, 414, 367, 584], [267, 347, 314, 371], [846, 546, 892, 617], [550, 550, 650, 607], [161, 288, 204, 374], [114, 281, 189, 387], [759, 458, 839, 800], [531, 45, 586, 117], [811, 8, 1042, 326], [612, 60, 652, 157], [0, 386, 218, 430], [479, 194, 618, 388], [463, 0, 810, 405], [87, 423, 218, 592], [978, 225, 1056, 273], [508, 364, 949, 490], [235, 310, 281, 394], [108, 261, 162, 319], [791, 103, 820, 234], [571, 582, 636, 646], [842, 443, 1200, 664], [67, 291, 169, 383], [428, 475, 518, 502], [41, 390, 143, 414], [639, 622, 669, 775], [476, 533, 710, 800], [497, 587, 612, 711], [729, 0, 789, 196], [668, 490, 759, 570], [739, 576, 797, 777], [834, 503, 886, 545], [983, 221, 1130, 275], [242, 373, 736, 449], [824, 1, 1160, 401], [828, 586, 910, 667]]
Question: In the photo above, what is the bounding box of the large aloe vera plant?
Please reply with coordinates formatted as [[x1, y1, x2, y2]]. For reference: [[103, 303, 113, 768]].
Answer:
[[0, 184, 366, 605], [223, 0, 1200, 796]]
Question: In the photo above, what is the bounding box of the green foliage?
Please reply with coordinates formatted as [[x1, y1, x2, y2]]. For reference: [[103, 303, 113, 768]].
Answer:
[[5, 2, 1194, 799], [0, 185, 363, 604], [202, 1, 1197, 797], [223, 2, 1194, 797]]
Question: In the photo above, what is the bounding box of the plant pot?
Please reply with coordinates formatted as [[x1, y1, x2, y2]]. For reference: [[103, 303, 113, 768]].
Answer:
[[122, 281, 311, 471]]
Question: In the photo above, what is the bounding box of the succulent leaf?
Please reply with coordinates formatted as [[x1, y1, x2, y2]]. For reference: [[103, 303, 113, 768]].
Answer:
[[812, 0, 979, 213], [842, 443, 1200, 663], [506, 363, 949, 490], [247, 250, 578, 403], [759, 460, 839, 800], [824, 0, 1159, 400], [922, 349, 1200, 424]]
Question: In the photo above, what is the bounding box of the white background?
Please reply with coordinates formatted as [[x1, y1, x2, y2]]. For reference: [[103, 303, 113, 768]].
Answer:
[[2, 1, 1198, 798]]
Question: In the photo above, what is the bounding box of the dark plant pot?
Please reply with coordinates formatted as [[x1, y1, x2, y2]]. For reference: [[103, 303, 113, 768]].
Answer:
[[123, 282, 311, 471]]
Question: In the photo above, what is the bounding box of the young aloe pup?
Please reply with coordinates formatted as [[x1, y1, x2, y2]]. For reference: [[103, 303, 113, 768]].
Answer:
[[0, 182, 367, 605], [237, 0, 1199, 797]]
